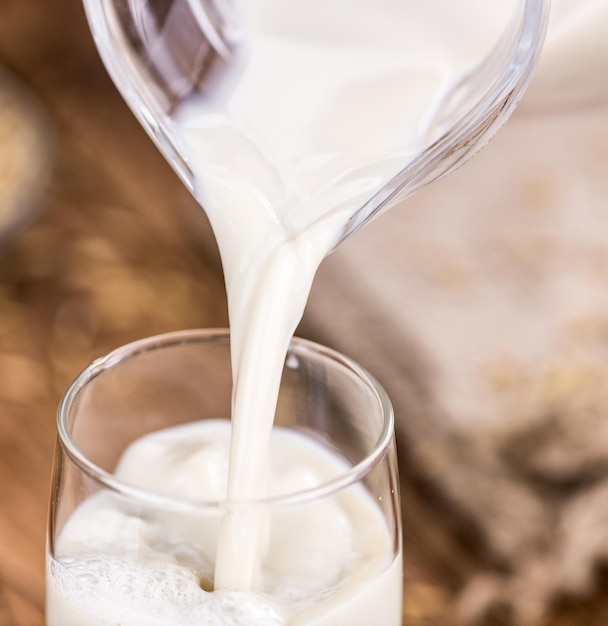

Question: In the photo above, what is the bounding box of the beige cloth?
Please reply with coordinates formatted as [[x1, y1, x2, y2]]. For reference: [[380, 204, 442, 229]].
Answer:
[[302, 98, 608, 624]]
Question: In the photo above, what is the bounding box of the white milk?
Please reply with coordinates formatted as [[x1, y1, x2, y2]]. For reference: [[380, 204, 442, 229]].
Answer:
[[49, 0, 520, 622], [47, 421, 402, 626]]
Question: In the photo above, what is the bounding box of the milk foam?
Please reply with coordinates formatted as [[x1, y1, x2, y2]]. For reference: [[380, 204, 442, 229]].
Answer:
[[48, 553, 403, 626], [48, 555, 286, 626], [48, 421, 401, 626]]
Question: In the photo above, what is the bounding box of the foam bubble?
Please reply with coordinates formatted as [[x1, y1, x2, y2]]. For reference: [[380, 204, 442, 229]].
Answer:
[[49, 423, 397, 624], [48, 554, 287, 626]]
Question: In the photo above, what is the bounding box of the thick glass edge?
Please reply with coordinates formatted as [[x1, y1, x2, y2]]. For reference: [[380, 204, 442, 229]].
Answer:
[[56, 328, 396, 512], [338, 0, 552, 244], [82, 0, 551, 220]]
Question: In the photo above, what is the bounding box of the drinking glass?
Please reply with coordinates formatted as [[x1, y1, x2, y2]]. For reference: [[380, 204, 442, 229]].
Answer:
[[81, 0, 549, 247], [46, 329, 401, 625]]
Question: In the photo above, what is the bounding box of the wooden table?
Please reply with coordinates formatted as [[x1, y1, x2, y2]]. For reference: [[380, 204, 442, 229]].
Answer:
[[0, 2, 605, 625], [0, 2, 228, 622]]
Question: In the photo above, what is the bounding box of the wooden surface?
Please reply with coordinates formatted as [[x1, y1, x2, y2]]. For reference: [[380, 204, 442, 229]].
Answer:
[[0, 1, 606, 625], [0, 2, 228, 623]]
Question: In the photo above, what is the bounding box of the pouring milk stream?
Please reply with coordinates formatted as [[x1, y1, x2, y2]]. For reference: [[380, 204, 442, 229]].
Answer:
[[170, 0, 515, 591], [44, 0, 569, 622]]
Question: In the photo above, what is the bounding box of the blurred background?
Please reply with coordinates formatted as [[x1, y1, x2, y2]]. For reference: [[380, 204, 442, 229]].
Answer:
[[1, 0, 608, 624], [0, 1, 228, 622]]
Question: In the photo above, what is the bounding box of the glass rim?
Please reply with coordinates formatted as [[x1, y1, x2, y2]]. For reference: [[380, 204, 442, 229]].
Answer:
[[84, 0, 550, 235], [336, 0, 551, 245], [57, 328, 395, 512]]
